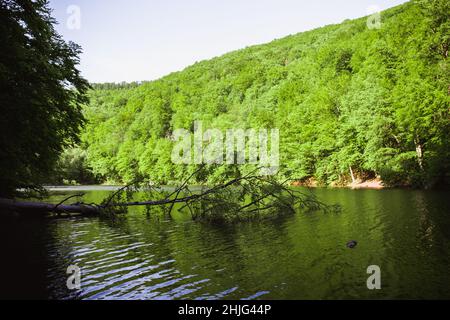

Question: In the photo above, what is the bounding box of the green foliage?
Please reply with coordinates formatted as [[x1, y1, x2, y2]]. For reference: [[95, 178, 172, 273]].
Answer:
[[82, 0, 449, 188], [0, 0, 90, 196], [99, 169, 338, 224], [50, 147, 99, 185]]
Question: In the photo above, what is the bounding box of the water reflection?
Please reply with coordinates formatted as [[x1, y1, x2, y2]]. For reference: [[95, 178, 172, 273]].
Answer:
[[1, 188, 450, 299]]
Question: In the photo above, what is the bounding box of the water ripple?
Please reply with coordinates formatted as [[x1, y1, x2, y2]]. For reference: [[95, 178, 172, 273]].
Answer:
[[39, 188, 450, 300]]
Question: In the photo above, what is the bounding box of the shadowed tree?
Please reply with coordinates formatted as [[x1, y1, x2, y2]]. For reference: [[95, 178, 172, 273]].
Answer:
[[0, 0, 89, 197]]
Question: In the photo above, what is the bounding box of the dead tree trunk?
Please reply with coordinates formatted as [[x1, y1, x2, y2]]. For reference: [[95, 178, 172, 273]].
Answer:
[[0, 198, 99, 215], [349, 166, 356, 184], [0, 168, 336, 220], [414, 137, 424, 171]]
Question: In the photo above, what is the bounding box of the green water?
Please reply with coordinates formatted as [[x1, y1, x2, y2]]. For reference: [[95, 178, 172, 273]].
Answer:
[[1, 187, 450, 299]]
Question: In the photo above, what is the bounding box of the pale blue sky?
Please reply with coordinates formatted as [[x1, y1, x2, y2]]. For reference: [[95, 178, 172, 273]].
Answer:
[[48, 0, 409, 83]]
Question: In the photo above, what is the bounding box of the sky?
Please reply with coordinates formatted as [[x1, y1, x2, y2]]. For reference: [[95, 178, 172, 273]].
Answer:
[[48, 0, 409, 83]]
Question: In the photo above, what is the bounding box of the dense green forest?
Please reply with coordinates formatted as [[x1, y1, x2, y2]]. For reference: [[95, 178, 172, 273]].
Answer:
[[64, 0, 449, 188]]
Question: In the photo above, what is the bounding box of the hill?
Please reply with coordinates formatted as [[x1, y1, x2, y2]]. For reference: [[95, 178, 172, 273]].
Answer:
[[77, 0, 449, 188]]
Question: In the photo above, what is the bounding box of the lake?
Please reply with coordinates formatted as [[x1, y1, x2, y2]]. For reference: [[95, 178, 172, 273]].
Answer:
[[1, 187, 450, 299]]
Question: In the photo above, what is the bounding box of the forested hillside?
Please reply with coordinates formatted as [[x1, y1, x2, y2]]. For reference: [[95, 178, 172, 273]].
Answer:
[[77, 0, 449, 188]]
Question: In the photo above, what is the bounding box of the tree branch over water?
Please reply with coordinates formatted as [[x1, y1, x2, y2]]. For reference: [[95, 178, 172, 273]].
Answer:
[[0, 168, 339, 222]]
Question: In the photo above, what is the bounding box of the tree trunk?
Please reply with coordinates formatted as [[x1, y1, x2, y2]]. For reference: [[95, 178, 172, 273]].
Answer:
[[349, 166, 356, 184], [414, 137, 424, 170], [0, 198, 99, 215]]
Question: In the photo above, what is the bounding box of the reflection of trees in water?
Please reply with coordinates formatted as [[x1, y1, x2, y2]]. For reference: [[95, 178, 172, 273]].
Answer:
[[13, 189, 450, 299], [413, 191, 435, 250], [120, 215, 294, 299]]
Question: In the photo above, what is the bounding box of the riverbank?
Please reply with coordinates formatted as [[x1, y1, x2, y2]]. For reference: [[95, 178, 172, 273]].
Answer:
[[291, 177, 385, 190], [48, 180, 386, 192], [348, 178, 384, 190]]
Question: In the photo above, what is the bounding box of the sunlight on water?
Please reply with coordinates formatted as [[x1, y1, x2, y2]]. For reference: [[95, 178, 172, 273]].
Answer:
[[1, 188, 450, 299]]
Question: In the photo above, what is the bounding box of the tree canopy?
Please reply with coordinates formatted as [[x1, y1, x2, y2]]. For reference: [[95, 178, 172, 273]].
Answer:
[[81, 0, 448, 188], [0, 0, 89, 196], [2, 1, 448, 193]]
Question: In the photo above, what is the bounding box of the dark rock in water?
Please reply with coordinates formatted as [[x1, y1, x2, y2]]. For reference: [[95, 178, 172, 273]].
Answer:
[[346, 240, 357, 248]]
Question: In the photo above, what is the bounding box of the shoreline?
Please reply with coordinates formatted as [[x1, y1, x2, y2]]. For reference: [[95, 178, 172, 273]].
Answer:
[[291, 177, 385, 190], [46, 179, 448, 192], [45, 180, 386, 192]]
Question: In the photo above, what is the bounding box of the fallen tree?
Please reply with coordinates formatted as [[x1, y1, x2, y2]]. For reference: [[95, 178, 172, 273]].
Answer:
[[0, 197, 99, 215], [0, 168, 339, 222]]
